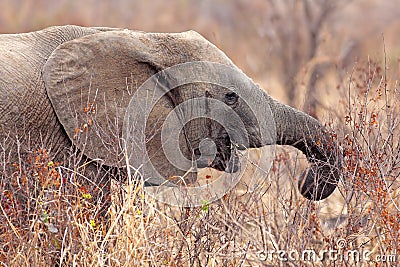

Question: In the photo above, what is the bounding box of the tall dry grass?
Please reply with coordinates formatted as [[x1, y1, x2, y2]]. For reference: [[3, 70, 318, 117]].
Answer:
[[1, 1, 400, 266]]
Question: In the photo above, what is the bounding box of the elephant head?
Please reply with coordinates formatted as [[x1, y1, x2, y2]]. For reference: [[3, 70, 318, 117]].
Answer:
[[1, 26, 340, 201]]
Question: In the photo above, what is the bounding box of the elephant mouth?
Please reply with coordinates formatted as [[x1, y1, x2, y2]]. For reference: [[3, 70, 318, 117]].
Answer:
[[211, 152, 240, 173], [194, 147, 240, 173], [189, 126, 240, 173]]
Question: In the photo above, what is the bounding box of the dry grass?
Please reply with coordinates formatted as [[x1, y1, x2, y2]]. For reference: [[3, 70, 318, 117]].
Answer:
[[1, 1, 400, 266]]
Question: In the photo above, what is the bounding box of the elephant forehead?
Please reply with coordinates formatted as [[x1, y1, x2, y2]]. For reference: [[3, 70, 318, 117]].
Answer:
[[136, 31, 235, 67]]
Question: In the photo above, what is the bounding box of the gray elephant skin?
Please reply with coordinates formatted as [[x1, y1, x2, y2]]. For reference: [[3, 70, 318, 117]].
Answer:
[[0, 25, 339, 200]]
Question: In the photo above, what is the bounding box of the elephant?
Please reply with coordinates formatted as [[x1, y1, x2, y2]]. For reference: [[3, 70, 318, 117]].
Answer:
[[0, 25, 340, 201]]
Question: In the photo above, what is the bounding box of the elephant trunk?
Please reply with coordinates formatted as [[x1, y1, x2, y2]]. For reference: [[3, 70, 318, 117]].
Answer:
[[269, 98, 340, 200]]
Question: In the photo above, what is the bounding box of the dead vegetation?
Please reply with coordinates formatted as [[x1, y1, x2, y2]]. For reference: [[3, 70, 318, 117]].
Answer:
[[1, 1, 400, 266]]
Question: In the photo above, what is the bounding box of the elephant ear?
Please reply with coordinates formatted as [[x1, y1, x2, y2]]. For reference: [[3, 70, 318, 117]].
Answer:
[[42, 30, 195, 184]]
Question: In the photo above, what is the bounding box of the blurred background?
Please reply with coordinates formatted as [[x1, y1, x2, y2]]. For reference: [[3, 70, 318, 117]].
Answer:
[[1, 0, 399, 116], [1, 3, 400, 264]]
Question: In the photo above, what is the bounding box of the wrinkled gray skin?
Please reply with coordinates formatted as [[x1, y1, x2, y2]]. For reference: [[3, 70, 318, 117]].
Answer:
[[0, 25, 339, 200]]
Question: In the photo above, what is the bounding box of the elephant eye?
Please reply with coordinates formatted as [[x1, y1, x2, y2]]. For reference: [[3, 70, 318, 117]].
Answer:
[[225, 92, 239, 105]]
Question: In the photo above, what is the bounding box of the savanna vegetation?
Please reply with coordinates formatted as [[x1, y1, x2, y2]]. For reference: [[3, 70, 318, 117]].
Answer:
[[1, 0, 399, 266]]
